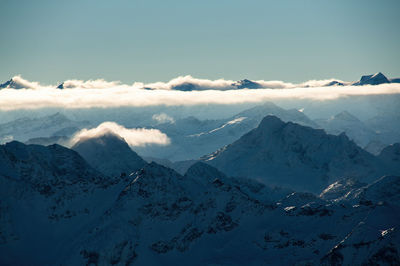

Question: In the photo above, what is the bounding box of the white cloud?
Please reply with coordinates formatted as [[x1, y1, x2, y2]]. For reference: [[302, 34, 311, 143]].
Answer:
[[256, 80, 295, 89], [0, 75, 399, 110], [152, 113, 175, 124], [70, 122, 171, 147], [59, 79, 123, 89], [299, 79, 347, 87], [144, 75, 236, 90]]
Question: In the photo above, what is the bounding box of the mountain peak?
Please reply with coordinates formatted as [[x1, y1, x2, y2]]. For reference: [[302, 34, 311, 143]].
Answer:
[[74, 131, 126, 148], [233, 79, 263, 89], [72, 132, 146, 177], [333, 111, 360, 122], [258, 115, 286, 131], [354, 72, 390, 85], [185, 161, 227, 184], [0, 77, 22, 89], [204, 115, 382, 192], [57, 82, 64, 89]]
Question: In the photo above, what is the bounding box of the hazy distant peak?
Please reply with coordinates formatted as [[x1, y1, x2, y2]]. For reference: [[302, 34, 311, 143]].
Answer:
[[333, 111, 360, 122], [232, 79, 263, 89], [324, 80, 345, 86]]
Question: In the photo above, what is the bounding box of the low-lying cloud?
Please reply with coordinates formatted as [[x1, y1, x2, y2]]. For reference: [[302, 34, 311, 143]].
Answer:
[[70, 122, 171, 147], [0, 75, 399, 110], [152, 113, 175, 124]]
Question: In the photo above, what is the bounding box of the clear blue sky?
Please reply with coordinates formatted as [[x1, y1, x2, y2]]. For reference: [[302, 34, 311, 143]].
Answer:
[[1, 0, 399, 84]]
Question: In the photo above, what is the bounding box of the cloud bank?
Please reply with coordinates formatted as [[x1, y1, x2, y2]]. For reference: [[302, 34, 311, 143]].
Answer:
[[0, 75, 399, 110], [70, 122, 171, 147]]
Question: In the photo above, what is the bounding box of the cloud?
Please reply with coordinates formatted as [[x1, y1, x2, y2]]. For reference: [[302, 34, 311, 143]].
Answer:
[[299, 79, 347, 87], [70, 122, 171, 147], [152, 113, 175, 124], [59, 79, 123, 89], [143, 75, 236, 90], [0, 75, 399, 110]]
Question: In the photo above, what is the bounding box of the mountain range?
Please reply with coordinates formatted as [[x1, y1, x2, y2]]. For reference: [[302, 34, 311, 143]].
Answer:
[[1, 72, 399, 91], [1, 74, 400, 265], [0, 131, 399, 265]]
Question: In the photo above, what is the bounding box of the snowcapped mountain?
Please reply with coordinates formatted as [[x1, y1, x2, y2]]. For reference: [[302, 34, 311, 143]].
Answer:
[[353, 72, 391, 86], [203, 115, 393, 193], [0, 141, 133, 265], [2, 143, 398, 265], [136, 102, 317, 161], [72, 132, 146, 177], [0, 78, 26, 89], [0, 112, 90, 144], [315, 111, 379, 148], [324, 80, 345, 86], [232, 79, 263, 89]]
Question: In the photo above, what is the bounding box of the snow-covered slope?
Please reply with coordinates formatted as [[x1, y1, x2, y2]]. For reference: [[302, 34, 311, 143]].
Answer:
[[0, 141, 130, 265], [72, 132, 147, 177], [136, 102, 317, 161], [203, 115, 390, 193], [1, 142, 399, 265]]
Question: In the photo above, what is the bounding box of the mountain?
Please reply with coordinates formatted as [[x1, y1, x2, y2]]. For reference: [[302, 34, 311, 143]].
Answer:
[[0, 141, 131, 265], [25, 135, 70, 146], [232, 79, 263, 89], [203, 115, 390, 193], [150, 78, 264, 91], [365, 113, 400, 146], [0, 112, 90, 144], [57, 82, 65, 89], [72, 132, 146, 177], [353, 72, 391, 86], [324, 80, 345, 86], [135, 102, 317, 161], [0, 78, 25, 89], [320, 175, 400, 265], [232, 102, 317, 127], [378, 143, 400, 168], [1, 142, 399, 265], [60, 162, 400, 265], [315, 111, 379, 148]]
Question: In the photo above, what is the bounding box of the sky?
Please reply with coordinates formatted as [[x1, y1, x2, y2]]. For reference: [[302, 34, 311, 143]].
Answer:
[[1, 0, 399, 84]]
